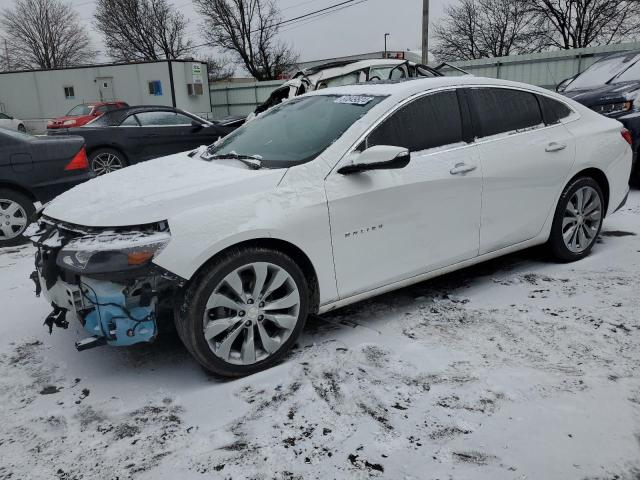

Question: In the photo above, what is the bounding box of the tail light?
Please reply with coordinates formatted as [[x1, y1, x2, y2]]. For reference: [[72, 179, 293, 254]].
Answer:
[[621, 128, 633, 147], [65, 146, 89, 171]]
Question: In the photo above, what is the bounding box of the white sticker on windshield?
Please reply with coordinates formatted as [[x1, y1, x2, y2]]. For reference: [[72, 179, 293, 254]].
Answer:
[[334, 95, 375, 105]]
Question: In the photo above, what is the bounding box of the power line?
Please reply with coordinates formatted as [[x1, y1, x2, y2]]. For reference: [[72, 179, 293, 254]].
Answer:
[[279, 0, 367, 34], [185, 0, 368, 52]]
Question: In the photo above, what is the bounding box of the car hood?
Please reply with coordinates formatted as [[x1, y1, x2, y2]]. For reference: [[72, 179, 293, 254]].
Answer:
[[44, 151, 287, 227], [48, 114, 92, 127], [563, 81, 640, 107]]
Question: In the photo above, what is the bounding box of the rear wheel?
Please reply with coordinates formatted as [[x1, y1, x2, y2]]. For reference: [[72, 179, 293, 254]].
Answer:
[[17, 124, 26, 133], [89, 148, 127, 176], [176, 247, 309, 377], [0, 189, 34, 248], [548, 177, 604, 261]]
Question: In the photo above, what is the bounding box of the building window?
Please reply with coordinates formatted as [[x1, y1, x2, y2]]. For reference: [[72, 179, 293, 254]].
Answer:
[[148, 80, 163, 96], [64, 86, 75, 99]]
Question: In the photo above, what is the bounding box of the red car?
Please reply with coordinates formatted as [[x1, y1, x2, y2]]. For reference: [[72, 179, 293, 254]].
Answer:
[[47, 101, 129, 129]]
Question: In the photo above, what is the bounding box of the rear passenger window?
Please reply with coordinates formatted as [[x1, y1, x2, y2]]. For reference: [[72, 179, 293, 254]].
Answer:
[[538, 95, 573, 124], [469, 88, 543, 138], [366, 90, 463, 152], [120, 115, 139, 126]]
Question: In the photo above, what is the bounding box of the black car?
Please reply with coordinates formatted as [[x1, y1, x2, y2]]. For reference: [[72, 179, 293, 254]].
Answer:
[[48, 106, 241, 175], [0, 128, 93, 247], [558, 50, 640, 182]]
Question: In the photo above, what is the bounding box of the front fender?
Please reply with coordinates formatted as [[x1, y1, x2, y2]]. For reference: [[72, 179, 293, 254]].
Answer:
[[153, 165, 338, 304]]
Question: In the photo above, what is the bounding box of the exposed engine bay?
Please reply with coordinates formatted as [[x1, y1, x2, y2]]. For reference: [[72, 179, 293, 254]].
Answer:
[[25, 215, 184, 350]]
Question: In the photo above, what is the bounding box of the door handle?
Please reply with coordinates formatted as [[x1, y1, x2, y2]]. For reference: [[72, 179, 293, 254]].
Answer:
[[545, 142, 567, 152], [450, 162, 477, 175]]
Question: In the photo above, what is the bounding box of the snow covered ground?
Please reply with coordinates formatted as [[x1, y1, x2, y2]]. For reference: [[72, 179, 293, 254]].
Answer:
[[1, 191, 640, 480]]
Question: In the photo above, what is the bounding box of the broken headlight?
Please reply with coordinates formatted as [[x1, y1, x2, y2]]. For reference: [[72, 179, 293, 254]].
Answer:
[[57, 230, 171, 275]]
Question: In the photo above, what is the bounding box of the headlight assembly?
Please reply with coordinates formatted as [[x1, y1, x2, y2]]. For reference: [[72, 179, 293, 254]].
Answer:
[[57, 230, 171, 274], [592, 101, 633, 115]]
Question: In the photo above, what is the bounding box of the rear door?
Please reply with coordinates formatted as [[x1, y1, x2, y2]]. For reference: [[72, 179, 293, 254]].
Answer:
[[325, 89, 482, 298], [466, 87, 577, 254]]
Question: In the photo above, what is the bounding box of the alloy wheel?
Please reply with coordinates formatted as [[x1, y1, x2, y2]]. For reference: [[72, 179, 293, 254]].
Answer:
[[92, 153, 124, 175], [0, 199, 28, 240], [562, 185, 602, 253], [202, 262, 301, 365]]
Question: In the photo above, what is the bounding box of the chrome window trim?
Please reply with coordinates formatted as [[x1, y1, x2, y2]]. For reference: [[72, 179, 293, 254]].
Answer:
[[329, 85, 470, 175]]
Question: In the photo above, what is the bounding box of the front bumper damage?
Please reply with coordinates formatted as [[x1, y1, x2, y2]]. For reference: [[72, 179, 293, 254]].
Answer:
[[27, 216, 184, 351]]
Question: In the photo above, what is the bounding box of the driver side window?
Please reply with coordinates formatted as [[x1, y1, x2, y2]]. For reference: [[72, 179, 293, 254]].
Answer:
[[360, 90, 463, 152]]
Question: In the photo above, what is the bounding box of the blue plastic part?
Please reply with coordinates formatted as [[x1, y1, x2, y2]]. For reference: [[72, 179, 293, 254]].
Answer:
[[81, 279, 157, 347]]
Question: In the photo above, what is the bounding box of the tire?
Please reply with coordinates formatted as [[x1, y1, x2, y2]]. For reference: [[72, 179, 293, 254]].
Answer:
[[176, 247, 310, 377], [89, 148, 127, 176], [17, 124, 26, 133], [548, 177, 604, 262], [0, 189, 35, 248]]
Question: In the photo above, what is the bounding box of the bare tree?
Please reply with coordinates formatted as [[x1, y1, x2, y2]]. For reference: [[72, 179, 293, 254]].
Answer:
[[0, 0, 95, 70], [203, 55, 235, 82], [528, 0, 640, 50], [433, 0, 542, 61], [94, 0, 192, 61], [193, 0, 298, 81]]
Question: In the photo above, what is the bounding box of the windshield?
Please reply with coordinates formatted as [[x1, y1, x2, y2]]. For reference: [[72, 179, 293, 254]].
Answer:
[[82, 110, 128, 127], [567, 53, 640, 91], [66, 105, 93, 116], [613, 58, 640, 83], [206, 94, 386, 167]]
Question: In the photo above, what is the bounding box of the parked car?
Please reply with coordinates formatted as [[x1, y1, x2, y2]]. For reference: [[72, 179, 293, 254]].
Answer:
[[0, 112, 27, 133], [47, 101, 129, 130], [27, 76, 631, 376], [557, 50, 640, 182], [0, 128, 92, 247], [252, 58, 444, 116], [49, 106, 240, 175]]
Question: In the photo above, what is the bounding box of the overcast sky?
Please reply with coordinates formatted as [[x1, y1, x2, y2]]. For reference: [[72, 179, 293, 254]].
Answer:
[[5, 0, 448, 64]]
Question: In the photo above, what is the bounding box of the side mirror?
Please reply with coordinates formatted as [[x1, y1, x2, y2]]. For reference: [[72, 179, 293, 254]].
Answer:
[[338, 145, 410, 175], [191, 120, 204, 130]]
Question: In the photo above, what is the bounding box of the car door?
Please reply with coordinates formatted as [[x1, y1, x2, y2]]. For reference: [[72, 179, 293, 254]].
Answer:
[[325, 89, 482, 298], [133, 110, 213, 159], [465, 87, 577, 255]]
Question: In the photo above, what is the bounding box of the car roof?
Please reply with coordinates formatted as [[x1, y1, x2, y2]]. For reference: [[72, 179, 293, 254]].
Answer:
[[295, 59, 419, 82], [304, 76, 562, 102], [85, 105, 190, 126]]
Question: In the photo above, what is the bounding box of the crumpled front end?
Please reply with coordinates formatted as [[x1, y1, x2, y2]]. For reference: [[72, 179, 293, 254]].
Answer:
[[26, 215, 184, 350]]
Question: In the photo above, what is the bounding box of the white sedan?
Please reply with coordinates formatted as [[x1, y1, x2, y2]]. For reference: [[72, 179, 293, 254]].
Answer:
[[28, 76, 632, 377], [0, 112, 26, 132]]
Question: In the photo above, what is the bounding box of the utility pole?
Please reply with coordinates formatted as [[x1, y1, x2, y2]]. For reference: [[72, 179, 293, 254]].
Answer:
[[422, 0, 429, 65], [384, 33, 390, 59]]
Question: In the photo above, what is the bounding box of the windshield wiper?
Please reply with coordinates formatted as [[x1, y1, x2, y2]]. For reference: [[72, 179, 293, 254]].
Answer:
[[205, 151, 263, 170]]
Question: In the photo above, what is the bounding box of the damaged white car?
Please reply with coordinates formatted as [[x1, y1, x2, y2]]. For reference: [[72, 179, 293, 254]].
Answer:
[[27, 77, 632, 377], [252, 58, 444, 116]]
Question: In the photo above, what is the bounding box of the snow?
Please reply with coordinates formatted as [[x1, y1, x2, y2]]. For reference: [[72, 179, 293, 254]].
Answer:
[[2, 191, 640, 479]]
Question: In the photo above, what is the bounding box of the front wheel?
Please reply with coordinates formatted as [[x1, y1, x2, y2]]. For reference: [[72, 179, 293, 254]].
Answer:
[[0, 189, 35, 248], [17, 124, 26, 133], [548, 177, 604, 262], [176, 247, 309, 377]]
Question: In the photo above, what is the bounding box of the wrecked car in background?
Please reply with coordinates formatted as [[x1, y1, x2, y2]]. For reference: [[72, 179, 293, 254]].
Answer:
[[252, 58, 444, 116], [25, 76, 631, 377], [558, 50, 640, 182]]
